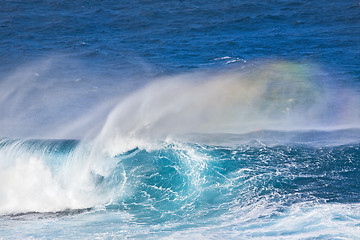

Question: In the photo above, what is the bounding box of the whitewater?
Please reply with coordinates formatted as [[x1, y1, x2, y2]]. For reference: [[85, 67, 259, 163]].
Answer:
[[1, 61, 360, 239], [1, 0, 360, 239]]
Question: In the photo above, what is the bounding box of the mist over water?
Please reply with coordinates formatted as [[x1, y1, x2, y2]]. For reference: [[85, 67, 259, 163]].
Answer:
[[1, 0, 360, 238], [0, 57, 153, 139], [0, 59, 359, 217], [97, 60, 360, 155], [0, 59, 358, 142]]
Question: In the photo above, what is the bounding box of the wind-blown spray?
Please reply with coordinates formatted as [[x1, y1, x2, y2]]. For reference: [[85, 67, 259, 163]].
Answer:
[[0, 60, 360, 239]]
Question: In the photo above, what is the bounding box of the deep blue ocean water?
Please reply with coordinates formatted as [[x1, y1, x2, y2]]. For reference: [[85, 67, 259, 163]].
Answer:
[[0, 0, 360, 239]]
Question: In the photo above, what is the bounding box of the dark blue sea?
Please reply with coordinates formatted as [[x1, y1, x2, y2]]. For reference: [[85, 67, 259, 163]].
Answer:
[[1, 0, 360, 239]]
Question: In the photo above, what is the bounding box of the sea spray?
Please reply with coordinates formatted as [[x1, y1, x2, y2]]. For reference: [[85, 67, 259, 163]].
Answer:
[[0, 61, 359, 239], [1, 0, 359, 237], [97, 61, 360, 156], [0, 57, 144, 139]]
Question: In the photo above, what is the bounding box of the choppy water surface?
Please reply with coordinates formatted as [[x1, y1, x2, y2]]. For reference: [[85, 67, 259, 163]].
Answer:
[[0, 0, 360, 239]]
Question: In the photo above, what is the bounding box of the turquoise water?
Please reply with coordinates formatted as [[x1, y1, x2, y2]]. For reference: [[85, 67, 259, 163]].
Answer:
[[0, 0, 360, 239], [0, 130, 360, 239]]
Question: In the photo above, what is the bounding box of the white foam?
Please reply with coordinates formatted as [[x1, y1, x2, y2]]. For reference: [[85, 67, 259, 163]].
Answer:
[[0, 155, 87, 214], [0, 141, 118, 215], [163, 202, 360, 239]]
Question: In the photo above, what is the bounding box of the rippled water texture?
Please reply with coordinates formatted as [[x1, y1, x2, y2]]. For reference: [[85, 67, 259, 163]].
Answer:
[[0, 0, 359, 239]]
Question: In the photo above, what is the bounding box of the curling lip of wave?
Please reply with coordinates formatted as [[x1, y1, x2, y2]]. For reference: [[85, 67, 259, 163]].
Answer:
[[0, 128, 359, 217], [0, 61, 359, 216]]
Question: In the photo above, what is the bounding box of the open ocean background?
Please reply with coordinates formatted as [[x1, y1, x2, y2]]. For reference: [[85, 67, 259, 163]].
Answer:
[[0, 0, 360, 239]]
